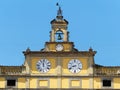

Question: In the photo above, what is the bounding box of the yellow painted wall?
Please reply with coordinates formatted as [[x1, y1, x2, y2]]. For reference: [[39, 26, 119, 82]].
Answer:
[[39, 80, 48, 87], [30, 78, 37, 88], [94, 78, 101, 89], [50, 78, 57, 88], [62, 43, 72, 51], [29, 78, 58, 88], [0, 77, 5, 88], [1, 77, 120, 89], [82, 78, 89, 88], [113, 78, 120, 89], [62, 78, 69, 88], [48, 43, 56, 51], [31, 57, 57, 74], [18, 78, 26, 88], [16, 77, 120, 89], [71, 80, 80, 87]]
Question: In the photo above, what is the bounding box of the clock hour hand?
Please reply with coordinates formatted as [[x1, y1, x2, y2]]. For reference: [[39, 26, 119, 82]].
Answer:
[[42, 63, 44, 67], [72, 65, 76, 67]]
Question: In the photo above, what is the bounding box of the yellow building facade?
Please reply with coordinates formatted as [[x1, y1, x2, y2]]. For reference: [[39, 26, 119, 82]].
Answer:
[[0, 6, 120, 90]]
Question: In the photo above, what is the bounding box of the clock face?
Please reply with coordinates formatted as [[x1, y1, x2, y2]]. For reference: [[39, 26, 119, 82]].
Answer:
[[56, 44, 63, 51], [36, 59, 51, 73], [68, 59, 82, 73]]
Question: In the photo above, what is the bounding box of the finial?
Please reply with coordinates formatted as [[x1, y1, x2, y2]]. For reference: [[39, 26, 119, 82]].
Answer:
[[89, 47, 93, 52], [26, 47, 31, 52], [56, 3, 62, 17]]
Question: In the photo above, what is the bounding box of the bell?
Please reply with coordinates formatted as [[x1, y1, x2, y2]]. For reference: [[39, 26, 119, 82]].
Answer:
[[58, 33, 62, 40]]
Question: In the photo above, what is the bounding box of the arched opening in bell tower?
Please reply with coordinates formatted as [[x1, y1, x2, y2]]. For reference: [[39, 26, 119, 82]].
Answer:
[[55, 30, 64, 42]]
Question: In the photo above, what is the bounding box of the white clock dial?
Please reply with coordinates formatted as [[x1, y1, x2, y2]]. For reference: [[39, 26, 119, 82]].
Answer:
[[68, 59, 82, 73], [36, 59, 51, 73], [56, 44, 63, 51]]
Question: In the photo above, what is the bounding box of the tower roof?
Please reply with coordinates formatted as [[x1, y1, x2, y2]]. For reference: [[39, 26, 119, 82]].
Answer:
[[50, 19, 68, 24], [50, 3, 68, 25]]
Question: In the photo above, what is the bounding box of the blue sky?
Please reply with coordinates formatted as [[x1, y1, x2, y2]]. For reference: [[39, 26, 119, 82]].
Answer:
[[0, 0, 120, 66]]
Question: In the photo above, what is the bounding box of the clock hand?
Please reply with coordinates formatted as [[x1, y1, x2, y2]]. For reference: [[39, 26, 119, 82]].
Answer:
[[72, 65, 76, 67], [43, 63, 44, 67]]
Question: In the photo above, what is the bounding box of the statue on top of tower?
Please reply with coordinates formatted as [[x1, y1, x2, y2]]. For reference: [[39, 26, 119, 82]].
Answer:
[[56, 3, 62, 17]]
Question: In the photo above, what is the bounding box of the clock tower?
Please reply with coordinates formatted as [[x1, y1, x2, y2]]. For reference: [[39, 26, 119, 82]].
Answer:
[[50, 4, 69, 42], [23, 4, 96, 89], [44, 5, 75, 52]]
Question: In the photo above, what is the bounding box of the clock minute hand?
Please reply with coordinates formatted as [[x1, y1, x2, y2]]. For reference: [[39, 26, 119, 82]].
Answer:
[[72, 65, 76, 67]]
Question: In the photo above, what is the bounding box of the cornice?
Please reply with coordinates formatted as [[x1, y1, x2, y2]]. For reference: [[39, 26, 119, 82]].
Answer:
[[0, 74, 120, 78], [45, 42, 74, 44], [23, 51, 96, 57], [93, 75, 120, 77], [50, 19, 68, 24]]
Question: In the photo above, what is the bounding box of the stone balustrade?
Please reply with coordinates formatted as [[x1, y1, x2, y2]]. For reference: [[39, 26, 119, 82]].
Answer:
[[0, 66, 26, 75], [94, 66, 120, 76]]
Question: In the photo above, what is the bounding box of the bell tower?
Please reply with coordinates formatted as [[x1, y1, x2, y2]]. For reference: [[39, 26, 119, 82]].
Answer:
[[43, 3, 76, 52], [50, 4, 69, 42]]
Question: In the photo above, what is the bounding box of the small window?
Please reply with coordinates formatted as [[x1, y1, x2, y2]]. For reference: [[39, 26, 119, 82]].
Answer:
[[103, 79, 111, 87], [7, 80, 16, 86]]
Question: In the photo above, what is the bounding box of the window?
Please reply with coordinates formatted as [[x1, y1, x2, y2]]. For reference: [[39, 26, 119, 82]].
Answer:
[[7, 80, 16, 86], [103, 79, 111, 87]]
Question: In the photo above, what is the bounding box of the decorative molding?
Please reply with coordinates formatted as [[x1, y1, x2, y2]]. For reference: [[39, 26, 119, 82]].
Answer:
[[69, 78, 82, 88], [37, 78, 50, 88], [23, 51, 96, 57]]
